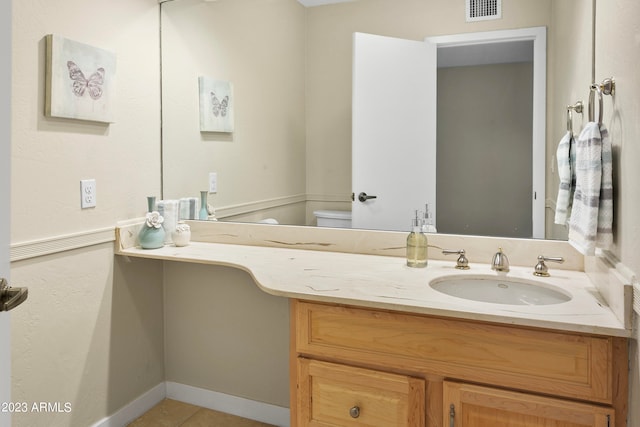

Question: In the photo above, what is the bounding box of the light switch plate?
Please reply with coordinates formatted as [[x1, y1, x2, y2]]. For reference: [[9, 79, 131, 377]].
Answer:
[[209, 172, 218, 193], [80, 179, 96, 208]]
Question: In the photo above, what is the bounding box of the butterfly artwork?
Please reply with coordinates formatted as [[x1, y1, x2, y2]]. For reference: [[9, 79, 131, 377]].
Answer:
[[67, 61, 105, 100], [199, 77, 234, 132], [45, 34, 116, 123], [211, 92, 229, 118]]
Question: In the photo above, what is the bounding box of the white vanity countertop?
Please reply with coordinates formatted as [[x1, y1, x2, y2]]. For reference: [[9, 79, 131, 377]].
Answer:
[[116, 240, 629, 338]]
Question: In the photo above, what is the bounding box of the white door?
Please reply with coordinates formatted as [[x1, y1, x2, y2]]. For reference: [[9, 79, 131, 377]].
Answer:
[[352, 32, 437, 232], [1, 0, 11, 425]]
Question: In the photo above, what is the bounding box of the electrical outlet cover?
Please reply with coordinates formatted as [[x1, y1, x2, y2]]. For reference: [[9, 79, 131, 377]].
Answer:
[[80, 179, 96, 208]]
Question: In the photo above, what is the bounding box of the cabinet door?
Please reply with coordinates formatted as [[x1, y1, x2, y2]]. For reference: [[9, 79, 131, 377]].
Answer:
[[297, 358, 425, 426], [444, 381, 614, 427]]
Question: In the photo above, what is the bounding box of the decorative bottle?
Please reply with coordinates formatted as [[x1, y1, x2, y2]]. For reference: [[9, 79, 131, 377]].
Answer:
[[146, 196, 156, 214], [422, 203, 437, 233], [407, 211, 428, 268], [199, 191, 209, 220]]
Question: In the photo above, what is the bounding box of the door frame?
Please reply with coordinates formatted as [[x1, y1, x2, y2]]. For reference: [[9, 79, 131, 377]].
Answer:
[[426, 27, 546, 239], [1, 0, 12, 425]]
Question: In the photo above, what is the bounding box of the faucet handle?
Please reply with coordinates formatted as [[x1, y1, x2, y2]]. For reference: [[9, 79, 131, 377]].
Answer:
[[442, 249, 470, 270], [533, 255, 565, 277], [491, 247, 509, 272]]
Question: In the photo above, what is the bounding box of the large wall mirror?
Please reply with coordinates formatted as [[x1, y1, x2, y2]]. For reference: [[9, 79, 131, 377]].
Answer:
[[160, 0, 594, 240]]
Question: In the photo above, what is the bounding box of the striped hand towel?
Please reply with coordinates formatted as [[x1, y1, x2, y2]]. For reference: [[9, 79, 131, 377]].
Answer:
[[179, 197, 200, 220], [568, 122, 613, 255], [554, 131, 575, 225], [596, 124, 613, 249]]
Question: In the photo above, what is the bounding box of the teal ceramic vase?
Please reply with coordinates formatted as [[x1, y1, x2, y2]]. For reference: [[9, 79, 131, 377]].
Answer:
[[138, 223, 165, 249], [139, 197, 165, 249], [199, 191, 208, 220]]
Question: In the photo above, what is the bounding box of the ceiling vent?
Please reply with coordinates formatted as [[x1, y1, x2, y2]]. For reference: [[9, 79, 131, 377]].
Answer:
[[466, 0, 501, 22]]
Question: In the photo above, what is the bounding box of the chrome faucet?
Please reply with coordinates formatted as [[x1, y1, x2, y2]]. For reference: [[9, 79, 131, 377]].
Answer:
[[442, 249, 470, 270], [533, 255, 565, 277], [491, 248, 509, 272]]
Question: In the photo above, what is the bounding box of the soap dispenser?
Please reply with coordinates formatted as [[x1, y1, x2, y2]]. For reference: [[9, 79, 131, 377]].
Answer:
[[422, 203, 437, 233], [407, 211, 428, 268]]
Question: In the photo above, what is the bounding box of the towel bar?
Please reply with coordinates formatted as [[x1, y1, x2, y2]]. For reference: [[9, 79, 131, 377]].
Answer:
[[566, 101, 583, 138], [588, 77, 615, 125]]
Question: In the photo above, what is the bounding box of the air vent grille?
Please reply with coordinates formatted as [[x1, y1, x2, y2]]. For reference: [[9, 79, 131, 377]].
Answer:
[[466, 0, 501, 22]]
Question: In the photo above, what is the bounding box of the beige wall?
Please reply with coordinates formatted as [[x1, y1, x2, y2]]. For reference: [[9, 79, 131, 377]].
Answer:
[[546, 0, 594, 240], [164, 263, 290, 407], [11, 253, 164, 427], [596, 1, 640, 425], [10, 0, 163, 426], [436, 62, 533, 238], [11, 0, 162, 239]]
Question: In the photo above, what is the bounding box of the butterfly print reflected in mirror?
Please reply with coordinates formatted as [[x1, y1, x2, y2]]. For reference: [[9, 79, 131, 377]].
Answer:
[[211, 92, 229, 117], [67, 61, 105, 100]]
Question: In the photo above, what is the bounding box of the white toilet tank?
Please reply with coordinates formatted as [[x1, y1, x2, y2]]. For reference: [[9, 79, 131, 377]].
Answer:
[[313, 210, 352, 228]]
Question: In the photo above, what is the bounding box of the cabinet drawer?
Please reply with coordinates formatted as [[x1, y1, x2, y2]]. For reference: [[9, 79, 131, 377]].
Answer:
[[294, 301, 613, 403], [444, 381, 614, 427], [297, 358, 425, 426]]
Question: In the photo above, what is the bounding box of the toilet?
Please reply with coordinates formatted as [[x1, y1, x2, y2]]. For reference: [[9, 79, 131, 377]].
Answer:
[[313, 210, 352, 228]]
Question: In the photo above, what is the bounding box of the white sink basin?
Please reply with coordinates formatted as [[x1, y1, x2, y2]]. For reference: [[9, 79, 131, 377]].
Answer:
[[429, 275, 572, 306]]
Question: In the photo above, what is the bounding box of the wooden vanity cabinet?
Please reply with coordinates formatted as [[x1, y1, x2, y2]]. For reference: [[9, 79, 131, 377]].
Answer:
[[290, 300, 628, 427]]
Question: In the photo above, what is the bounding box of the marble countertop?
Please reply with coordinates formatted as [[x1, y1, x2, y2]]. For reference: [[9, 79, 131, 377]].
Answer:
[[116, 240, 629, 338]]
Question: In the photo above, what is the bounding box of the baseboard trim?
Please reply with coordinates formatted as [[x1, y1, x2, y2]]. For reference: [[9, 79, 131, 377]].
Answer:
[[91, 382, 166, 427], [166, 382, 290, 427], [91, 382, 290, 427]]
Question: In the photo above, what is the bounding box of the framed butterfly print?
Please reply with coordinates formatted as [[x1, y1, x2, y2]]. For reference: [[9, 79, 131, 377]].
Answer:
[[198, 77, 234, 132], [45, 34, 116, 123]]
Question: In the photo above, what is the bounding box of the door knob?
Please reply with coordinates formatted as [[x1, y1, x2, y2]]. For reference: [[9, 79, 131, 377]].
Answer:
[[357, 192, 377, 203], [0, 278, 28, 312]]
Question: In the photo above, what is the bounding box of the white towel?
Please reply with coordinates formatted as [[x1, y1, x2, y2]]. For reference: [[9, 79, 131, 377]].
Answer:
[[568, 122, 613, 255], [554, 131, 575, 225], [157, 199, 180, 242]]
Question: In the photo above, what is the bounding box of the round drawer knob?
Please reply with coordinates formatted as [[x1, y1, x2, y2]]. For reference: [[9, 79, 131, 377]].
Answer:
[[349, 406, 360, 418]]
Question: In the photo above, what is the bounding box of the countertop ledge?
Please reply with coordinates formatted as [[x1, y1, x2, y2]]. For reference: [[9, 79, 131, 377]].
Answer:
[[116, 240, 629, 338]]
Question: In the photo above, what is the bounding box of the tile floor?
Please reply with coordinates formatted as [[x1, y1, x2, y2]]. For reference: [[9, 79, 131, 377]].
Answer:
[[128, 399, 277, 427]]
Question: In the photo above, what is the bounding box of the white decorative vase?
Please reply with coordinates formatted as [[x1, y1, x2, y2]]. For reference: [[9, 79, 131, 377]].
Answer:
[[171, 222, 191, 247]]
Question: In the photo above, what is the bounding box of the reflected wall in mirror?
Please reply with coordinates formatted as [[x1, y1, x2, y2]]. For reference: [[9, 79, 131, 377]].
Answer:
[[160, 0, 594, 240]]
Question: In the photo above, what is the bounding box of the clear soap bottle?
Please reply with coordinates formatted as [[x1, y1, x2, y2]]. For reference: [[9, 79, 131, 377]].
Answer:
[[422, 203, 437, 233], [407, 211, 428, 268]]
